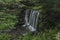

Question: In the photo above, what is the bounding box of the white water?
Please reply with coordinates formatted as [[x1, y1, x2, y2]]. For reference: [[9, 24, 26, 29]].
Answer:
[[23, 9, 39, 32]]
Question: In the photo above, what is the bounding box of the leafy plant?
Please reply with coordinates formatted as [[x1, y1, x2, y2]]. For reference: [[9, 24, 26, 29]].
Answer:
[[0, 11, 18, 30], [18, 29, 58, 40], [0, 34, 11, 40]]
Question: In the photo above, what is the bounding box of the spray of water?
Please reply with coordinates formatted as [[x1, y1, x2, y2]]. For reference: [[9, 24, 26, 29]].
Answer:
[[23, 9, 39, 32]]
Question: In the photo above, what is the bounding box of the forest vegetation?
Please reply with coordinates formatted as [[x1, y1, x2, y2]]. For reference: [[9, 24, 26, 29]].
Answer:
[[0, 0, 60, 40]]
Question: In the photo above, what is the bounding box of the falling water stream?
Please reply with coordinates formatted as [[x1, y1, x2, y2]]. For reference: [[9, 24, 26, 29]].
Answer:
[[23, 9, 39, 32]]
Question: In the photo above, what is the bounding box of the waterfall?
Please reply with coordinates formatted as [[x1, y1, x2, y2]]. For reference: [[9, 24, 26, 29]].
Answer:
[[23, 9, 39, 32]]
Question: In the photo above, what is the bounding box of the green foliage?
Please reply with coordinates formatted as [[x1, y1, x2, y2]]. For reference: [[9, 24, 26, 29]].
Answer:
[[0, 29, 59, 40], [18, 29, 58, 40], [0, 0, 60, 40], [0, 34, 11, 40], [0, 11, 18, 30], [0, 0, 21, 3]]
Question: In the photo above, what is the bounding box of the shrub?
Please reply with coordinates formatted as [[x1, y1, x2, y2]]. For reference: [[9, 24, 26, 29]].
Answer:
[[0, 34, 11, 40]]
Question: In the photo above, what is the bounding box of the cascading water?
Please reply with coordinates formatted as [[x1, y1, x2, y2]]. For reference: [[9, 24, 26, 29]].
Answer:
[[23, 9, 39, 32]]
